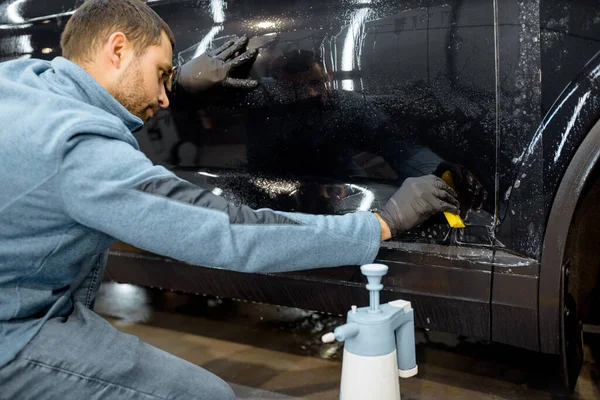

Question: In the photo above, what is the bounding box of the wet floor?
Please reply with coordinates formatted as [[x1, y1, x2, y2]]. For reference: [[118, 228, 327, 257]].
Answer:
[[95, 282, 600, 400]]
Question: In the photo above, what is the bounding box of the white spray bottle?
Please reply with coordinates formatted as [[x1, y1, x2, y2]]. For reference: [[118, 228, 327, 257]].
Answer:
[[321, 263, 417, 400]]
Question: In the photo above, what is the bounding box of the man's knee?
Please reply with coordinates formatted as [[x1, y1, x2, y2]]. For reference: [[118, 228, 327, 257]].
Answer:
[[200, 375, 235, 400]]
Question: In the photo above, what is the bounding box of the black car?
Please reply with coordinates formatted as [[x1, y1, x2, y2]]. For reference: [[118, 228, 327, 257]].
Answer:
[[2, 0, 599, 390]]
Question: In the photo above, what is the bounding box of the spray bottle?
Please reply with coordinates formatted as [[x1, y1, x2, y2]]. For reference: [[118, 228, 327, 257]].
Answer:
[[321, 263, 417, 400]]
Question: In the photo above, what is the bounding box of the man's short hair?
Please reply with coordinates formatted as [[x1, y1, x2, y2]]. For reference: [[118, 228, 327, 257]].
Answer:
[[60, 0, 175, 64]]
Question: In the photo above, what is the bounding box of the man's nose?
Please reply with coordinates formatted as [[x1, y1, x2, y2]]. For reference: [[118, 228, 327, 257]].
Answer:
[[158, 84, 170, 108]]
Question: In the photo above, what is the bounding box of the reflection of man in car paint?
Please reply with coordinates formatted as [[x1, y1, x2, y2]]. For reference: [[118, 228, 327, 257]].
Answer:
[[246, 50, 486, 215]]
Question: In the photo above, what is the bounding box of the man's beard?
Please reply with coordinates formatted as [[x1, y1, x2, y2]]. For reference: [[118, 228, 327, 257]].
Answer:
[[112, 61, 157, 122]]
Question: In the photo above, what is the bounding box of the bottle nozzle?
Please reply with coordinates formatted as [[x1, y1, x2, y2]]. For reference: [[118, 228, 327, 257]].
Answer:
[[321, 332, 336, 343]]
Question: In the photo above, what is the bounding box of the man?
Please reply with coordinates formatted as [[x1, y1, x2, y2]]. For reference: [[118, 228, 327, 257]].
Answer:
[[0, 1, 459, 399]]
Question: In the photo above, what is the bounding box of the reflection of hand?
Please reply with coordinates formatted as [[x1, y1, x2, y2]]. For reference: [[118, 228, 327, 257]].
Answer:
[[169, 36, 258, 102], [377, 175, 460, 237], [434, 162, 487, 215]]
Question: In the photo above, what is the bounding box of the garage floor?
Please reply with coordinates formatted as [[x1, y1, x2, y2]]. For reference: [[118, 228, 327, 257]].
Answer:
[[95, 282, 599, 400]]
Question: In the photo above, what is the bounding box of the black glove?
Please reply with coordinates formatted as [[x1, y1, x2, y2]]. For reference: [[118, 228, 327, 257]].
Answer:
[[169, 35, 258, 104], [378, 175, 460, 236], [433, 161, 487, 216]]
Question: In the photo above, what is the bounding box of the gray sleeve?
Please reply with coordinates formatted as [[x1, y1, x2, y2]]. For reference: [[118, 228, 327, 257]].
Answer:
[[59, 134, 381, 273]]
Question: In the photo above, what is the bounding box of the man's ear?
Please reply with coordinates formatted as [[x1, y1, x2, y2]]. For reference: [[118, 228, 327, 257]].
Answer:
[[105, 32, 129, 70]]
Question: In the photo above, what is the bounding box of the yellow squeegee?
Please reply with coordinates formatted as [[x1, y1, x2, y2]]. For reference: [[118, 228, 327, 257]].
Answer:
[[441, 171, 466, 229]]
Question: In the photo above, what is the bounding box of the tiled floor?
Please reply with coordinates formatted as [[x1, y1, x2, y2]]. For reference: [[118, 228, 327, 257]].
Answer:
[[96, 282, 600, 399]]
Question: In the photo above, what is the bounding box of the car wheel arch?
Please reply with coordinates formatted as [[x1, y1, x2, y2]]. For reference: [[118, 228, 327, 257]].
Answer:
[[540, 115, 600, 390]]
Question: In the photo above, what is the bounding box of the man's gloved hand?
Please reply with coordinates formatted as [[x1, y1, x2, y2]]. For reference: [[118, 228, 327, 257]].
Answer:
[[433, 161, 487, 216], [378, 175, 460, 237], [169, 35, 258, 103]]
